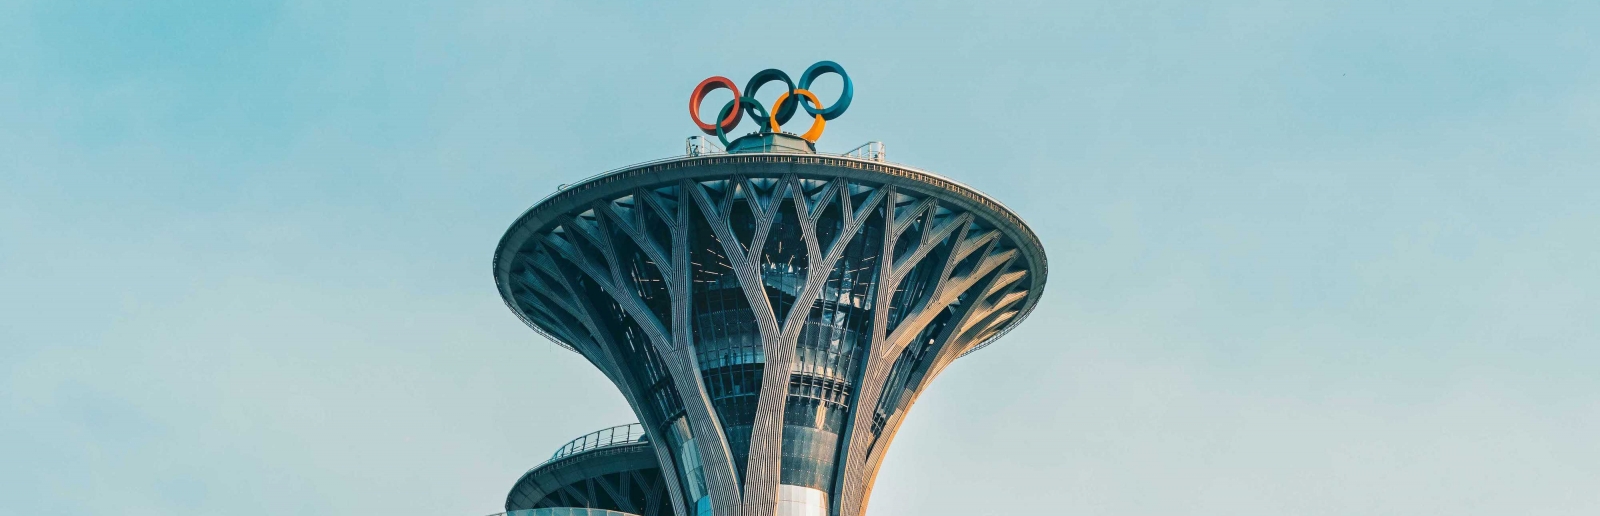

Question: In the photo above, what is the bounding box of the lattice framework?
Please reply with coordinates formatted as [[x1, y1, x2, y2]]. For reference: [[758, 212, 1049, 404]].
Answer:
[[496, 155, 1046, 516]]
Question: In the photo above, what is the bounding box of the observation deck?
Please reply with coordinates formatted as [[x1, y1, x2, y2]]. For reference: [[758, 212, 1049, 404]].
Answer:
[[505, 424, 672, 516], [494, 133, 1046, 356], [543, 424, 649, 467], [494, 130, 1047, 516], [488, 510, 638, 516]]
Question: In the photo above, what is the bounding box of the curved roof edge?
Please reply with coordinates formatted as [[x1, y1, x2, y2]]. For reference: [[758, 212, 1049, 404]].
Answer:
[[492, 152, 1048, 357]]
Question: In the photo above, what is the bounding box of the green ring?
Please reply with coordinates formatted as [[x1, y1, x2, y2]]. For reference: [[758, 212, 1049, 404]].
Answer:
[[716, 96, 768, 148]]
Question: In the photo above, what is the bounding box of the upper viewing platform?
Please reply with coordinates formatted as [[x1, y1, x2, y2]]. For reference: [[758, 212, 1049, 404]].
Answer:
[[493, 60, 1049, 516], [544, 423, 648, 467], [488, 509, 639, 516], [492, 147, 1047, 356]]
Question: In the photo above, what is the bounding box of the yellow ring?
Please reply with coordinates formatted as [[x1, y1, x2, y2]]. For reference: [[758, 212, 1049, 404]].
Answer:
[[770, 89, 828, 142]]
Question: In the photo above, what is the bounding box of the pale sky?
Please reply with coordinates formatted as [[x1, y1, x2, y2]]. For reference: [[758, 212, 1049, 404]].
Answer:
[[2, 1, 1597, 515]]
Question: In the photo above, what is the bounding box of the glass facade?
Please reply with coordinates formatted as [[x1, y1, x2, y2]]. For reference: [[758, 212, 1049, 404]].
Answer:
[[775, 484, 828, 516], [671, 419, 708, 504], [758, 194, 810, 323], [689, 178, 889, 494], [779, 203, 882, 491], [691, 197, 764, 483]]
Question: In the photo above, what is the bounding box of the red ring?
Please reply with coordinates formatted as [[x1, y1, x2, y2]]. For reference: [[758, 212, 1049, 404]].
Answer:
[[690, 76, 742, 136]]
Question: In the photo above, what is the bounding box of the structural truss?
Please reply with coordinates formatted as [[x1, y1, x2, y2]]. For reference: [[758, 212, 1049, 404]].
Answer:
[[494, 151, 1046, 516]]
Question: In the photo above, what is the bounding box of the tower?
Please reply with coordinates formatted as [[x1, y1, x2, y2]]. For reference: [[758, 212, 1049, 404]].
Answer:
[[492, 62, 1047, 516]]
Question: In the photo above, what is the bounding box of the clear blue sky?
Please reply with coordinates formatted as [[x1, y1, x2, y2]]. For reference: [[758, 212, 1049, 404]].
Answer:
[[3, 1, 1597, 515]]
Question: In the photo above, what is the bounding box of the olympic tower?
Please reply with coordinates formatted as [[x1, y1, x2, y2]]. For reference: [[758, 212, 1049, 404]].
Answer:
[[492, 62, 1047, 516]]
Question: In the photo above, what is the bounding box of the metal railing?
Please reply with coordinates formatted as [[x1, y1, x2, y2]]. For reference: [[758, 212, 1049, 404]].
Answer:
[[685, 136, 884, 162], [545, 423, 647, 464], [842, 141, 886, 162], [537, 137, 894, 210], [485, 509, 639, 516], [685, 135, 725, 156]]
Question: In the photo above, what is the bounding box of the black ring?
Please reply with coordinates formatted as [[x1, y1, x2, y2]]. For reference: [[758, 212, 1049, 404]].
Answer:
[[743, 69, 798, 129]]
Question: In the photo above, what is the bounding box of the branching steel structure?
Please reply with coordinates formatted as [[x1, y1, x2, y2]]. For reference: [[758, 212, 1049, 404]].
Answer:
[[494, 143, 1046, 516]]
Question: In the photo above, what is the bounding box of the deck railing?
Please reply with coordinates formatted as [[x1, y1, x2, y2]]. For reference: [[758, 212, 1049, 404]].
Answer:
[[544, 423, 647, 465], [485, 509, 639, 516]]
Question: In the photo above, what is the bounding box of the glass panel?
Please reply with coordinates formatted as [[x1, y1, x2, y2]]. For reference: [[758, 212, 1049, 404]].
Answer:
[[775, 484, 828, 516], [691, 203, 763, 481], [779, 204, 884, 491], [761, 196, 809, 323]]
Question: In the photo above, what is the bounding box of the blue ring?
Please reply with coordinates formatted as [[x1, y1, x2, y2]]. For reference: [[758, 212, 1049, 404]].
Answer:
[[796, 61, 852, 121]]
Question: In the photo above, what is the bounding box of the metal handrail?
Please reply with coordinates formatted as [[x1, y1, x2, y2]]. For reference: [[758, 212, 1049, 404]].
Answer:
[[842, 141, 886, 161], [544, 423, 647, 464], [685, 135, 725, 156], [538, 137, 887, 209], [689, 136, 883, 161], [485, 510, 638, 516]]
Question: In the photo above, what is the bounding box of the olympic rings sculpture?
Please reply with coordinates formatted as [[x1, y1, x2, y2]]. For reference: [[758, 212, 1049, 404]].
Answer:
[[689, 61, 853, 146]]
